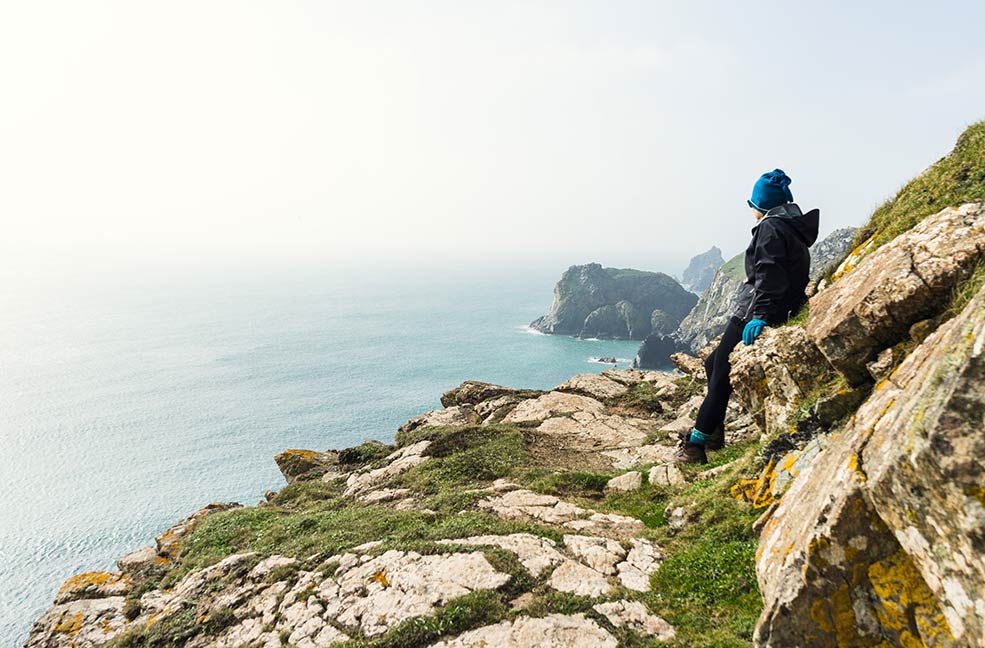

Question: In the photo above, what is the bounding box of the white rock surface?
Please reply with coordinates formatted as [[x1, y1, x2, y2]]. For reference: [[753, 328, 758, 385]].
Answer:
[[594, 600, 676, 641], [563, 535, 626, 575], [553, 373, 629, 400], [546, 559, 612, 597], [437, 534, 565, 577], [478, 489, 644, 538], [344, 441, 431, 497], [427, 613, 618, 648], [648, 463, 685, 487], [605, 471, 642, 492]]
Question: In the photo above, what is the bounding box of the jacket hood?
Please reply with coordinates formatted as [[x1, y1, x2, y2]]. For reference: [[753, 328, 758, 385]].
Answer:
[[759, 202, 819, 246]]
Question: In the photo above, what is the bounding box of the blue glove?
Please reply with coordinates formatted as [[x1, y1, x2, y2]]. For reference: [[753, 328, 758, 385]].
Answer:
[[742, 319, 767, 345]]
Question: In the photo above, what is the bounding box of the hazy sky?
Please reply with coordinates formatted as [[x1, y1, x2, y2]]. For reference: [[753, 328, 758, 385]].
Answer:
[[2, 1, 984, 279]]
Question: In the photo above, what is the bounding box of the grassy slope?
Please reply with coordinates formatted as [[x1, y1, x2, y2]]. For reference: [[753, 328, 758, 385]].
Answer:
[[111, 377, 763, 648], [855, 120, 985, 248]]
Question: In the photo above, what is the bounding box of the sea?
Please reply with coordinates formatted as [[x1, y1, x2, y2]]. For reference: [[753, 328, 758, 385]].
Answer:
[[0, 262, 658, 647]]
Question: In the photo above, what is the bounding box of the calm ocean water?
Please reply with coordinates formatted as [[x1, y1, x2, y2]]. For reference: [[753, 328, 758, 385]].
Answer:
[[0, 264, 654, 646]]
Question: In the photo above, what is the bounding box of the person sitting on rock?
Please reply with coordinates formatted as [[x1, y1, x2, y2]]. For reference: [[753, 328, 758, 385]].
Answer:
[[675, 169, 819, 464]]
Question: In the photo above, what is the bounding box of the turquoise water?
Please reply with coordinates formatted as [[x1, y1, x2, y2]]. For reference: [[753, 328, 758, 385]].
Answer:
[[0, 264, 649, 646]]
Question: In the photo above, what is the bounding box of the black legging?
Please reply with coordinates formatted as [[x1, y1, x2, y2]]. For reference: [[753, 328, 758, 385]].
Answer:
[[694, 316, 745, 436]]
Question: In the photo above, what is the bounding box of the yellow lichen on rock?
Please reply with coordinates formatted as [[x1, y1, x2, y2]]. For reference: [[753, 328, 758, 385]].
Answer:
[[868, 549, 956, 647]]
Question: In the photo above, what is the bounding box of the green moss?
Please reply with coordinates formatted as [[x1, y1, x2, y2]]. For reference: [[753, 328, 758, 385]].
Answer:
[[855, 121, 985, 250]]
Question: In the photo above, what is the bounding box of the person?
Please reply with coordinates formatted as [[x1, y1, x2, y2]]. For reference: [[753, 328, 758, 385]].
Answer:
[[675, 169, 819, 464]]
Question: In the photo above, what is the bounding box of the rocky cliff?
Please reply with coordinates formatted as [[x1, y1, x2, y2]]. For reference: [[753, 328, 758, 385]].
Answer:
[[530, 264, 697, 340], [25, 122, 985, 648], [680, 246, 724, 295]]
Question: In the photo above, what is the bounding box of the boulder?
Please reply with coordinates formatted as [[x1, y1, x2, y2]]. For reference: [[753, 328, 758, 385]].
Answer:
[[670, 352, 704, 378], [755, 281, 985, 646], [274, 449, 340, 483], [806, 202, 985, 385], [604, 471, 642, 492], [729, 326, 830, 437]]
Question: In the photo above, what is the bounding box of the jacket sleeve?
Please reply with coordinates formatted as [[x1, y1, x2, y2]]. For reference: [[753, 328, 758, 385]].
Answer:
[[750, 221, 789, 321]]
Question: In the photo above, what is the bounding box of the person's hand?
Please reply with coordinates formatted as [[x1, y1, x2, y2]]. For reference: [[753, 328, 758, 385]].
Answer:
[[743, 319, 767, 345]]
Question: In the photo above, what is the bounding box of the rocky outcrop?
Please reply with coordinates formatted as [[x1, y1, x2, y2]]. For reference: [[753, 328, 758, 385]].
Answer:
[[754, 279, 985, 647], [681, 246, 725, 294], [530, 263, 697, 340], [729, 326, 830, 437], [807, 203, 985, 385]]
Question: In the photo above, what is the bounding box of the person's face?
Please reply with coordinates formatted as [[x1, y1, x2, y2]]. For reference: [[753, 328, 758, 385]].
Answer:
[[751, 207, 765, 221]]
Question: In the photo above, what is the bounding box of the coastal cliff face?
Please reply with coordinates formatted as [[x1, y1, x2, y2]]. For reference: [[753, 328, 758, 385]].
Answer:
[[680, 246, 724, 295], [26, 123, 985, 648], [530, 264, 697, 340]]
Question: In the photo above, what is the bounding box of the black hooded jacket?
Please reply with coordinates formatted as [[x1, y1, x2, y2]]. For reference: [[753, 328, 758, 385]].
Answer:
[[731, 203, 820, 325]]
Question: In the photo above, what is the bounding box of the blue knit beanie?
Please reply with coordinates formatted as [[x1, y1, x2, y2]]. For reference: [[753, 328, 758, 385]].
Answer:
[[748, 169, 793, 212]]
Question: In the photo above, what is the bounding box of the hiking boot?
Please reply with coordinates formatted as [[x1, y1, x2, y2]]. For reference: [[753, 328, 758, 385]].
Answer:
[[705, 424, 725, 451], [673, 433, 708, 465]]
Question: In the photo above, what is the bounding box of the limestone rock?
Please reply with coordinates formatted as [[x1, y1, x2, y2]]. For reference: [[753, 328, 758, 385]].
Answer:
[[605, 471, 642, 492], [477, 489, 644, 539], [436, 534, 565, 577], [755, 282, 985, 646], [806, 202, 985, 385], [601, 444, 677, 470], [553, 373, 628, 400], [546, 559, 612, 597], [25, 597, 129, 648], [54, 571, 131, 604], [117, 544, 166, 577], [274, 449, 340, 483], [503, 391, 651, 452], [865, 346, 897, 381], [427, 613, 618, 648], [563, 535, 626, 575], [616, 538, 664, 592], [593, 600, 676, 641], [329, 550, 511, 637], [729, 326, 830, 437], [502, 391, 604, 423], [648, 463, 685, 487], [398, 405, 478, 434], [670, 351, 704, 378], [440, 380, 533, 407], [343, 440, 431, 497]]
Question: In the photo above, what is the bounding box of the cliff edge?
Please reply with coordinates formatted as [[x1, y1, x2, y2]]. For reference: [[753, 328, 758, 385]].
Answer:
[[25, 122, 985, 648]]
